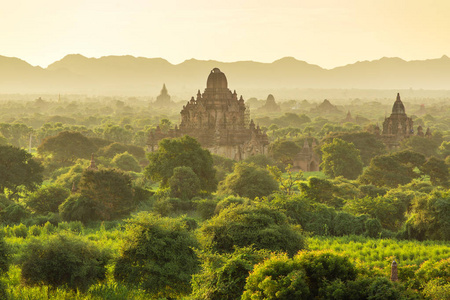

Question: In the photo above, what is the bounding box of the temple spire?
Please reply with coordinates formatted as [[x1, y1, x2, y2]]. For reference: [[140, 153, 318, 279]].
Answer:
[[390, 260, 398, 282], [87, 153, 98, 170], [71, 181, 78, 193], [392, 93, 406, 114]]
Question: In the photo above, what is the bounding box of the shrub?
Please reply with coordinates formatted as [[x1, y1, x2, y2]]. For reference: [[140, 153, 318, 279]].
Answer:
[[194, 198, 218, 220], [20, 233, 110, 291], [59, 194, 100, 223], [152, 197, 194, 216], [54, 163, 84, 189], [359, 184, 387, 198], [1, 204, 30, 224], [423, 278, 450, 300], [77, 168, 135, 220], [114, 213, 200, 299], [333, 211, 366, 236], [406, 191, 450, 240], [295, 251, 357, 296], [365, 218, 382, 238], [318, 277, 416, 300], [168, 166, 202, 200], [214, 195, 247, 215], [199, 204, 305, 256], [12, 223, 28, 238], [111, 152, 141, 172], [0, 234, 8, 275], [25, 184, 70, 214], [218, 162, 278, 199], [191, 247, 271, 300], [242, 253, 310, 300]]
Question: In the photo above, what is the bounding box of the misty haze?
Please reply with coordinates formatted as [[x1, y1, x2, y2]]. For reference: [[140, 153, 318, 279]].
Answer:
[[0, 1, 449, 299]]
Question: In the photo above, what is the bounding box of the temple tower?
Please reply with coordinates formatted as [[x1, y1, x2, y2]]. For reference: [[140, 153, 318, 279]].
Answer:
[[148, 68, 269, 160]]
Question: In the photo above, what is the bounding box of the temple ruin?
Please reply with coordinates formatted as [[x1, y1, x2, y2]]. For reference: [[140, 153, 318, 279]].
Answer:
[[376, 93, 431, 148], [147, 68, 269, 160]]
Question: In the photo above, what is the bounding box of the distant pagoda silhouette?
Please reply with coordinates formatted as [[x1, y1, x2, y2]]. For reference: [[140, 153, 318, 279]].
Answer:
[[375, 93, 431, 148], [153, 84, 172, 106]]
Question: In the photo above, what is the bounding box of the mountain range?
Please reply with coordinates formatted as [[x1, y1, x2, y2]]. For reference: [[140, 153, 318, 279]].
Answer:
[[0, 54, 450, 98]]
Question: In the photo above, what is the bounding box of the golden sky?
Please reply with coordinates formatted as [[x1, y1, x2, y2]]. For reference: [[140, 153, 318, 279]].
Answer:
[[2, 0, 450, 68]]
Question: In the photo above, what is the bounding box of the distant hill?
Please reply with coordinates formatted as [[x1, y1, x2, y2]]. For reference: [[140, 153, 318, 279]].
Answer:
[[0, 54, 450, 97]]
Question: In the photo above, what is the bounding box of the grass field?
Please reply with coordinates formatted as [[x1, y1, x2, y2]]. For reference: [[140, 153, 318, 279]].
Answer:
[[1, 222, 449, 299]]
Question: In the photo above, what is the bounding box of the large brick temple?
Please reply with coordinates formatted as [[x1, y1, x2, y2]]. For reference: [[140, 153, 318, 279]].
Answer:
[[148, 68, 269, 160]]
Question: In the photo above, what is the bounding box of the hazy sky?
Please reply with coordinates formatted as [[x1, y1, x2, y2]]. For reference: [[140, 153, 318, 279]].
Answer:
[[2, 0, 450, 68]]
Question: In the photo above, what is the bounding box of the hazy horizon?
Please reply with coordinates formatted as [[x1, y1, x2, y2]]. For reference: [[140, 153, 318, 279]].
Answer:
[[3, 53, 450, 70], [2, 0, 450, 69]]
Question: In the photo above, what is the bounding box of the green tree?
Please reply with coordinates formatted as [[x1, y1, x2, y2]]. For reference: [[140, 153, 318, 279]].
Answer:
[[243, 153, 276, 168], [97, 142, 146, 160], [299, 177, 338, 207], [37, 131, 97, 163], [320, 138, 363, 180], [159, 118, 172, 133], [145, 135, 217, 192], [359, 151, 425, 188], [111, 151, 141, 172], [218, 162, 278, 199], [421, 156, 449, 187], [268, 164, 303, 195], [103, 125, 133, 144], [114, 213, 199, 299], [54, 163, 84, 189], [344, 195, 407, 230], [0, 123, 33, 147], [198, 204, 305, 256], [438, 141, 450, 158], [59, 194, 100, 223], [269, 140, 301, 166], [321, 132, 386, 165], [25, 184, 70, 214], [0, 145, 43, 198], [168, 166, 201, 200], [406, 191, 450, 240], [20, 233, 109, 292], [400, 135, 441, 158], [191, 247, 271, 300], [77, 169, 134, 220]]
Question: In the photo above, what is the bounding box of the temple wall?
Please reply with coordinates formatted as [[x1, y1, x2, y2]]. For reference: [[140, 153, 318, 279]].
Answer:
[[207, 144, 267, 161]]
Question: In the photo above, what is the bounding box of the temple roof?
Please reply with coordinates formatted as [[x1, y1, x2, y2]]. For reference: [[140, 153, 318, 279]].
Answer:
[[206, 68, 228, 89], [392, 93, 406, 114]]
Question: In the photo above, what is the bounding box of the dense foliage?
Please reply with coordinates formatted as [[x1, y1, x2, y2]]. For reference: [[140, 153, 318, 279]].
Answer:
[[145, 135, 217, 192], [199, 204, 305, 256], [114, 213, 200, 298], [218, 162, 279, 199], [0, 145, 43, 197], [320, 138, 363, 179], [77, 169, 134, 220], [0, 95, 449, 298], [20, 233, 109, 292]]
